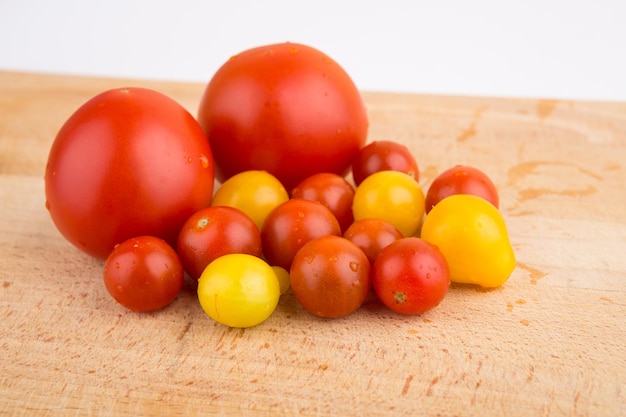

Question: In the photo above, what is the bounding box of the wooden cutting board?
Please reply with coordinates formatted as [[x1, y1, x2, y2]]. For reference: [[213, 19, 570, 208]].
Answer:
[[1, 71, 624, 416]]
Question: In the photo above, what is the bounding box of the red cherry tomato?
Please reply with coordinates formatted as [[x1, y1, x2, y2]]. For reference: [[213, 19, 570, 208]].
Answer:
[[45, 87, 214, 259], [103, 236, 184, 312], [261, 198, 341, 270], [343, 218, 403, 264], [197, 42, 368, 190], [351, 140, 419, 186], [290, 235, 371, 318], [425, 165, 499, 213], [177, 206, 262, 280], [291, 172, 355, 232], [372, 237, 450, 315]]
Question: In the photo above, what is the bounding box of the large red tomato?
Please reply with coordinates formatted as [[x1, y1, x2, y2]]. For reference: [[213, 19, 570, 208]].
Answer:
[[197, 42, 369, 190], [45, 87, 214, 259]]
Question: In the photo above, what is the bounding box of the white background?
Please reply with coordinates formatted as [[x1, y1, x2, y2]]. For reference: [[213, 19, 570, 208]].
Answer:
[[1, 0, 625, 101]]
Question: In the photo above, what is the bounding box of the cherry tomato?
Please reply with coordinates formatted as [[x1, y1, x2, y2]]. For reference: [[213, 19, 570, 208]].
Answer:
[[290, 235, 371, 318], [421, 194, 515, 288], [103, 236, 184, 312], [176, 206, 262, 280], [351, 140, 419, 186], [271, 266, 291, 295], [372, 237, 450, 315], [352, 170, 425, 237], [262, 198, 341, 270], [425, 165, 499, 213], [343, 218, 403, 264], [197, 42, 368, 190], [212, 170, 289, 230], [197, 254, 280, 328], [291, 172, 355, 232], [45, 87, 214, 259]]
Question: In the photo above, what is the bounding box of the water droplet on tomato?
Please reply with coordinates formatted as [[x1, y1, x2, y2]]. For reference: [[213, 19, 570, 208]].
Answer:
[[289, 47, 299, 54], [45, 200, 51, 211], [186, 156, 193, 163], [115, 262, 120, 269], [349, 261, 359, 272], [199, 154, 210, 169], [306, 256, 316, 264]]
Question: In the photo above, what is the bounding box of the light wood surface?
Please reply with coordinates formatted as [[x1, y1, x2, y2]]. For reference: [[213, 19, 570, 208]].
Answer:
[[1, 71, 625, 416]]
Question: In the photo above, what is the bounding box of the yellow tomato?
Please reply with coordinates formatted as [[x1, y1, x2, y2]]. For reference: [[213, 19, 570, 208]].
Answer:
[[352, 170, 425, 237], [420, 194, 515, 288], [197, 254, 280, 328], [212, 170, 289, 230], [271, 265, 291, 295]]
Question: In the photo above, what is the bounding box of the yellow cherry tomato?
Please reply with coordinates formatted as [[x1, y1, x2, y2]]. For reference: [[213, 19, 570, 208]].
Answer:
[[212, 170, 289, 230], [352, 170, 425, 237], [271, 265, 291, 295], [197, 254, 280, 328], [420, 194, 515, 288]]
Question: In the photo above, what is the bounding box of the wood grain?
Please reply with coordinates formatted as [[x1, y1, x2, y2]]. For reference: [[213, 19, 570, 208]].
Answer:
[[1, 71, 625, 416]]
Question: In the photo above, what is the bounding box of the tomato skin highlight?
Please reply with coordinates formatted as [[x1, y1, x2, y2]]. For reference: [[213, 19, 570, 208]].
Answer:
[[290, 235, 371, 319], [103, 236, 184, 312], [372, 237, 450, 315], [45, 87, 214, 259], [197, 42, 368, 190]]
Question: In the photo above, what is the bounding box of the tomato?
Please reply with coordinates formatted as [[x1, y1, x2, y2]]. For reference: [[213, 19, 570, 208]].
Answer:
[[261, 198, 341, 270], [372, 237, 450, 315], [352, 170, 425, 237], [197, 254, 280, 328], [425, 165, 499, 213], [271, 266, 291, 295], [103, 236, 184, 312], [45, 87, 214, 259], [290, 235, 371, 318], [197, 42, 368, 190], [211, 170, 289, 230], [421, 194, 515, 288], [291, 172, 355, 232], [176, 206, 262, 280], [351, 140, 419, 186], [343, 218, 403, 264]]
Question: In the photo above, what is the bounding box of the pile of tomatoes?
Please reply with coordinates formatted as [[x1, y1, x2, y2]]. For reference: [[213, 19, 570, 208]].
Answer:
[[44, 42, 515, 328]]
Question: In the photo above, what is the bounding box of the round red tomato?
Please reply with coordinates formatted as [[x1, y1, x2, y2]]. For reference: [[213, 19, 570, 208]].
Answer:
[[372, 237, 450, 315], [177, 206, 262, 280], [291, 172, 355, 232], [197, 42, 368, 190], [103, 236, 184, 312], [45, 87, 214, 259], [261, 198, 341, 270], [351, 140, 419, 186], [343, 218, 403, 264], [290, 235, 371, 318], [425, 165, 499, 213]]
